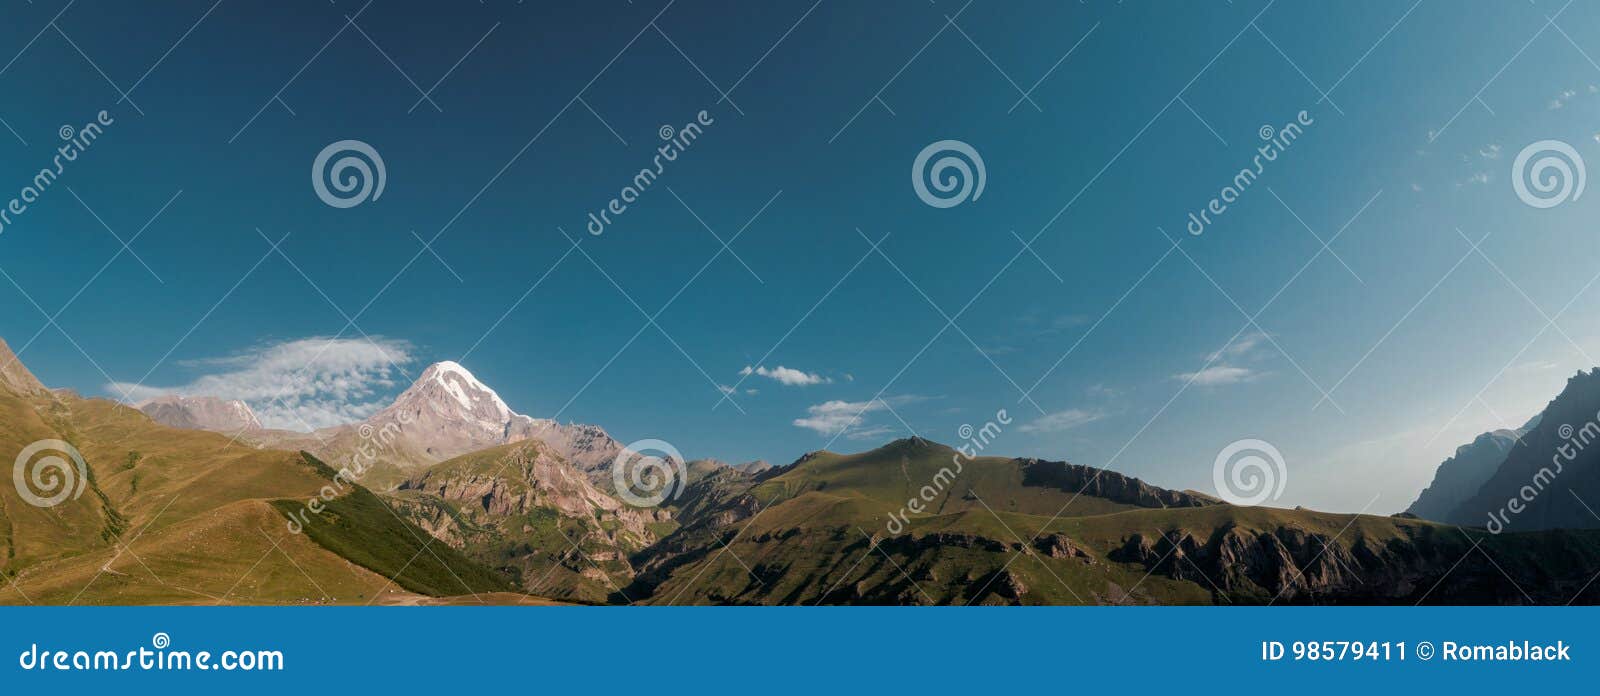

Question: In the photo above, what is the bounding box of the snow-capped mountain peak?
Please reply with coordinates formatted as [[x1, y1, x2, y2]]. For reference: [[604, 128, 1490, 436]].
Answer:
[[422, 360, 515, 421]]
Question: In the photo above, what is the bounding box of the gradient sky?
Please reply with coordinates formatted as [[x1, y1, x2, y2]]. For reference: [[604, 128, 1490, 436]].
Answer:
[[5, 0, 1600, 513]]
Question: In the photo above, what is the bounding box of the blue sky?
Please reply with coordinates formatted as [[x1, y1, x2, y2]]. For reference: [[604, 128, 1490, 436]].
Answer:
[[5, 0, 1600, 513]]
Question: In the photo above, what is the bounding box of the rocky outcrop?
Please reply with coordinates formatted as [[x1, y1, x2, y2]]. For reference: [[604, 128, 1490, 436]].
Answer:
[[732, 460, 773, 475], [1036, 533, 1095, 563], [391, 441, 672, 602], [400, 441, 663, 543], [1021, 459, 1216, 509]]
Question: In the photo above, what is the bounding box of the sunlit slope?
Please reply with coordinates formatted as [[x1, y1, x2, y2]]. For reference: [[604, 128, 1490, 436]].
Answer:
[[629, 439, 1600, 605], [0, 386, 519, 605]]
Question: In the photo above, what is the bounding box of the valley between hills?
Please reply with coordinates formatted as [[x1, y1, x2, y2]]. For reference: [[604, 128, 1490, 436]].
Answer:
[[4, 337, 1600, 606]]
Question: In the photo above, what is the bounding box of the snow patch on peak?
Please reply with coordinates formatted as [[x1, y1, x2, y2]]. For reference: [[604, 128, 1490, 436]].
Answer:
[[423, 360, 515, 420]]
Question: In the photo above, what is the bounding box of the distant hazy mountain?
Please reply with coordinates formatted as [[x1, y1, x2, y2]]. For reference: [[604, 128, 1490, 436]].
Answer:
[[1447, 370, 1600, 532], [1406, 415, 1539, 524], [138, 395, 263, 435]]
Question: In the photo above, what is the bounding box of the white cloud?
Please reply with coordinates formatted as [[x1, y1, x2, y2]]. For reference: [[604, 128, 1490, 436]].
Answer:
[[741, 364, 830, 386], [107, 336, 414, 431], [1177, 332, 1273, 386], [1206, 331, 1268, 362], [1175, 365, 1259, 386], [792, 395, 921, 439], [1018, 409, 1104, 434]]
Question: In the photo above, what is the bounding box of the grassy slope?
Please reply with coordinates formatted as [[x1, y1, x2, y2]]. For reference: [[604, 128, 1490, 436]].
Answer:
[[749, 439, 1146, 521], [0, 390, 524, 605]]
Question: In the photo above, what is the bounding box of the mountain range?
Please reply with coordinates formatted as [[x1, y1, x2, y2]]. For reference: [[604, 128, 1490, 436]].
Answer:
[[1407, 370, 1600, 532], [6, 337, 1600, 605]]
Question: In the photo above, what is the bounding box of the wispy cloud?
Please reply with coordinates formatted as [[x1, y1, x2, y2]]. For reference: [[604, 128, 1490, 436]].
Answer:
[[1018, 408, 1104, 433], [1206, 331, 1267, 362], [1178, 331, 1271, 386], [741, 364, 830, 386], [1548, 88, 1579, 110], [1175, 365, 1259, 386], [107, 337, 414, 431], [793, 395, 922, 439]]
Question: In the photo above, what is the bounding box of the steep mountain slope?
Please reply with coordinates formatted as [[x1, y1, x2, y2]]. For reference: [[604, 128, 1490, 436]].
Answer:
[[1406, 418, 1535, 523], [623, 438, 1600, 605], [391, 441, 668, 603], [0, 348, 526, 605], [1449, 369, 1600, 532], [0, 338, 45, 396], [137, 395, 263, 435]]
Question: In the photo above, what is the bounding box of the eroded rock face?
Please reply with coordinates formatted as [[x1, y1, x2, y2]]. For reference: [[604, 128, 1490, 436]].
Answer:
[[1108, 524, 1489, 603], [401, 442, 662, 543], [394, 441, 672, 600], [1036, 533, 1095, 563], [1020, 460, 1216, 509]]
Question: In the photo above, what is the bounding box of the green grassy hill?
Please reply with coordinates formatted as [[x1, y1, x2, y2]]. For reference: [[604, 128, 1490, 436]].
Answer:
[[0, 380, 526, 605], [624, 438, 1600, 605]]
